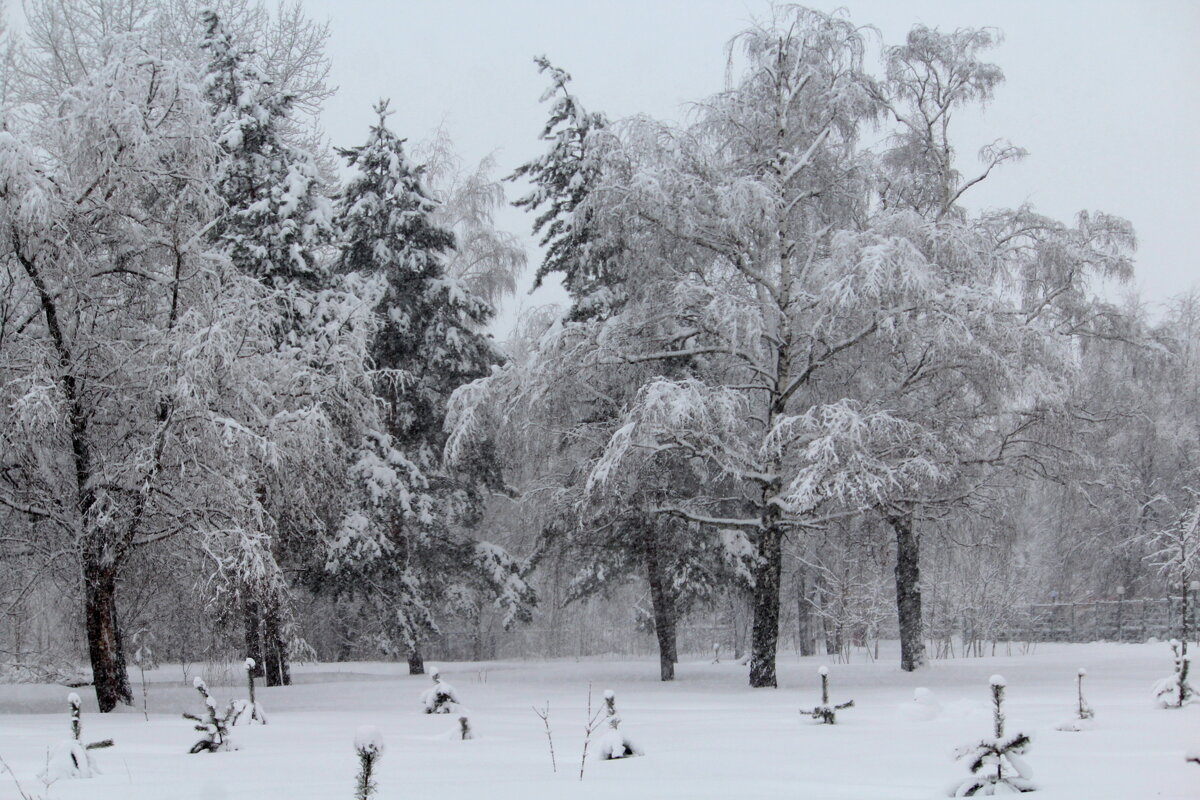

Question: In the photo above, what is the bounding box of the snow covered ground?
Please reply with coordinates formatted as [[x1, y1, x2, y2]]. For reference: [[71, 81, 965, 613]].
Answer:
[[0, 642, 1195, 799]]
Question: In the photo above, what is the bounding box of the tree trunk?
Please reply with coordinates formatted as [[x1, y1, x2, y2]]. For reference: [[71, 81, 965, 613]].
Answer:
[[645, 533, 678, 681], [262, 601, 290, 686], [749, 524, 783, 688], [796, 569, 816, 657], [407, 647, 425, 675], [891, 512, 926, 672], [84, 563, 132, 712], [243, 596, 264, 678]]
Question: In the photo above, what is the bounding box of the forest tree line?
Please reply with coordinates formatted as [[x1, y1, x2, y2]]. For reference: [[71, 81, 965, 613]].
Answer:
[[0, 2, 1196, 710]]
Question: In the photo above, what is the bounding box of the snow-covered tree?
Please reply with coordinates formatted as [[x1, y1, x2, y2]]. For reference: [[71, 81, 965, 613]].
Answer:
[[184, 677, 238, 753], [595, 690, 642, 760], [420, 665, 460, 714], [39, 693, 113, 781], [949, 675, 1035, 796], [1152, 639, 1196, 709], [353, 726, 384, 800], [327, 101, 533, 672], [800, 665, 854, 724]]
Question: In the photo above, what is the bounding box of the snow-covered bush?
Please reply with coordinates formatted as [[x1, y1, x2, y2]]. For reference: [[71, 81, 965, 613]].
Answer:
[[354, 726, 384, 800], [1152, 640, 1195, 709], [948, 675, 1035, 796], [183, 678, 238, 753], [595, 690, 643, 760], [38, 693, 113, 781], [420, 666, 461, 714], [1055, 668, 1095, 732], [800, 666, 854, 724]]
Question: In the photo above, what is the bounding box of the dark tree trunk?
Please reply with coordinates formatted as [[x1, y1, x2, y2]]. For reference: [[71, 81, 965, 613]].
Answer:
[[749, 524, 783, 688], [84, 563, 132, 712], [796, 569, 816, 657], [243, 596, 264, 678], [262, 601, 290, 686], [407, 647, 424, 675], [645, 533, 678, 682], [890, 512, 926, 672]]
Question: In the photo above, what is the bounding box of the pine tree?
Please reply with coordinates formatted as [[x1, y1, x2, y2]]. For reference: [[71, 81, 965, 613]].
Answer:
[[201, 8, 330, 290], [949, 675, 1035, 796], [328, 101, 532, 672], [508, 57, 620, 322]]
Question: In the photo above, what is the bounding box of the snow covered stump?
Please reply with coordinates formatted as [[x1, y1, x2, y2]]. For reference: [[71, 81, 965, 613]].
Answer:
[[595, 690, 643, 760], [458, 714, 474, 740], [948, 675, 1035, 796], [39, 692, 113, 781], [1055, 668, 1094, 732], [420, 665, 461, 714], [1152, 639, 1195, 708], [183, 677, 238, 753], [354, 726, 384, 800], [800, 666, 854, 724]]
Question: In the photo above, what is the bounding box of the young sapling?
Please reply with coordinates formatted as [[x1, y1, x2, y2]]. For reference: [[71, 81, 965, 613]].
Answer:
[[354, 726, 384, 800], [1055, 668, 1094, 732], [39, 693, 113, 781], [183, 677, 238, 753], [1152, 640, 1195, 708], [948, 675, 1035, 796], [800, 666, 854, 724], [594, 690, 643, 761], [458, 715, 474, 740], [533, 701, 557, 772], [420, 665, 461, 714]]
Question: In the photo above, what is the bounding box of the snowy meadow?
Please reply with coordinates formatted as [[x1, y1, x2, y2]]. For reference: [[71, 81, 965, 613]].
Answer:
[[1, 643, 1196, 799], [1, 1, 1199, 798]]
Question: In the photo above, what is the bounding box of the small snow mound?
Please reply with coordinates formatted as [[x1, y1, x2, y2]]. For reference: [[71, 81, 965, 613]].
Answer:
[[818, 666, 829, 676], [428, 664, 440, 676], [40, 740, 98, 781], [354, 725, 384, 754], [1077, 667, 1087, 677], [899, 687, 942, 722], [67, 691, 81, 706], [193, 676, 206, 689], [603, 689, 615, 700], [990, 674, 1006, 687], [245, 657, 256, 670]]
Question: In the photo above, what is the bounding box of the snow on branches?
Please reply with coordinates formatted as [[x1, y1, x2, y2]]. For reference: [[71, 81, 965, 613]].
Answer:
[[948, 675, 1035, 796]]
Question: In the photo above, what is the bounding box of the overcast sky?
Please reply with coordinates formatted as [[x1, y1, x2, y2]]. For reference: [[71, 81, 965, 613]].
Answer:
[[289, 1, 1199, 331]]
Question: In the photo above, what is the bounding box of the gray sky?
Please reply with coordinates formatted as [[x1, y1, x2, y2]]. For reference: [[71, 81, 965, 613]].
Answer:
[[303, 1, 1200, 330]]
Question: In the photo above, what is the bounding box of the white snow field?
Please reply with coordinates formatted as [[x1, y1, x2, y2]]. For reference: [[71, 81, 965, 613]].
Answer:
[[1, 642, 1195, 799]]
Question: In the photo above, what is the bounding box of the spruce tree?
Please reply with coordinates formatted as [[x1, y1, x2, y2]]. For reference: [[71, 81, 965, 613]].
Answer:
[[328, 101, 532, 672]]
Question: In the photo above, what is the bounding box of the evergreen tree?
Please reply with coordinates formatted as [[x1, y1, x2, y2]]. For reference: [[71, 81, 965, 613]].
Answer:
[[328, 101, 533, 672]]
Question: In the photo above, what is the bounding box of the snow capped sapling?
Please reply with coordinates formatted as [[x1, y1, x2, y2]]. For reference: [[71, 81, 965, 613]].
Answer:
[[948, 675, 1035, 796], [39, 693, 114, 781], [238, 657, 267, 725], [458, 715, 474, 740], [354, 726, 384, 800], [801, 666, 854, 724], [1152, 640, 1195, 709], [595, 690, 643, 760], [421, 666, 461, 714], [183, 678, 238, 753], [1055, 668, 1094, 732]]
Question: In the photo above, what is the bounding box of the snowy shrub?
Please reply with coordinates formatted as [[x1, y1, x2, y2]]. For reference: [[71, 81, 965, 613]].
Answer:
[[38, 693, 113, 781], [183, 678, 238, 753], [458, 714, 474, 740], [1151, 640, 1195, 709], [235, 657, 267, 725], [354, 726, 384, 800], [420, 666, 461, 714], [594, 690, 643, 760], [948, 675, 1035, 796], [800, 666, 854, 724], [1055, 668, 1094, 732]]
